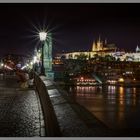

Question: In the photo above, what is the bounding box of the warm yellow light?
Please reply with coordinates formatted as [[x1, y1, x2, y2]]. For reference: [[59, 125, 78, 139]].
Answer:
[[80, 77, 84, 80], [119, 86, 124, 95], [118, 78, 124, 82]]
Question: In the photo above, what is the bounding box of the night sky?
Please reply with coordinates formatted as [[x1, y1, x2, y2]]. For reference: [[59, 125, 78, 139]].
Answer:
[[0, 3, 140, 57]]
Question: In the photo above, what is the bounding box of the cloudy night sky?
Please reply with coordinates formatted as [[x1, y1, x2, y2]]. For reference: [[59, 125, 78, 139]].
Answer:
[[0, 3, 140, 57]]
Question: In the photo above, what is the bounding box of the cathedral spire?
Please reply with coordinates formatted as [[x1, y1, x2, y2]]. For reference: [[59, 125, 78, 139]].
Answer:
[[98, 35, 101, 43], [136, 45, 140, 53], [92, 41, 96, 51], [105, 38, 107, 45]]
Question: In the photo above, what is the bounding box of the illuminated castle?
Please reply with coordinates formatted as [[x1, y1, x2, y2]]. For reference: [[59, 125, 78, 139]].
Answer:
[[59, 37, 117, 60], [92, 36, 105, 51], [91, 37, 116, 52]]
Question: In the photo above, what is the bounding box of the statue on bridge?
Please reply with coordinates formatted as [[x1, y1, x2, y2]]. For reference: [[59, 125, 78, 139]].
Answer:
[[43, 32, 54, 80]]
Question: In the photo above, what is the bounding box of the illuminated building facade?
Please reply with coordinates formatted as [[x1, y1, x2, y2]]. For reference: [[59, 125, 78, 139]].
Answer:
[[58, 37, 140, 62], [60, 37, 117, 60], [112, 45, 140, 62]]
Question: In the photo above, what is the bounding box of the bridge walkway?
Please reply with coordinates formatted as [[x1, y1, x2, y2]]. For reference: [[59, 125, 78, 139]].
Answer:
[[0, 74, 45, 137]]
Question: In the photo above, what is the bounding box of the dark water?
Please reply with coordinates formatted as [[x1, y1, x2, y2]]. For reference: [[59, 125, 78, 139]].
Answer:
[[67, 85, 140, 129]]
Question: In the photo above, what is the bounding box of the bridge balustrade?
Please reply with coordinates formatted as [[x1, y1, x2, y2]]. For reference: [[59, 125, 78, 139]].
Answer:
[[34, 73, 61, 137]]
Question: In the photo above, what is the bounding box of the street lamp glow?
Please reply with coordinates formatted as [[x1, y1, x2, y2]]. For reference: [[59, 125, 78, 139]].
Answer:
[[33, 56, 37, 64], [30, 61, 33, 65], [39, 31, 47, 41], [26, 64, 29, 67]]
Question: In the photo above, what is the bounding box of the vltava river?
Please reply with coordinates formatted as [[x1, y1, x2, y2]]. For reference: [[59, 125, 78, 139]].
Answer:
[[67, 85, 140, 129]]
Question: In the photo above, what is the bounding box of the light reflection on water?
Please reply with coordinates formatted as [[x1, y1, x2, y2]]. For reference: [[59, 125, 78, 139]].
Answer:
[[67, 85, 140, 129]]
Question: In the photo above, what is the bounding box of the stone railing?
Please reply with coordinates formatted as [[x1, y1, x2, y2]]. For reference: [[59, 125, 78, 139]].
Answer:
[[34, 73, 61, 137]]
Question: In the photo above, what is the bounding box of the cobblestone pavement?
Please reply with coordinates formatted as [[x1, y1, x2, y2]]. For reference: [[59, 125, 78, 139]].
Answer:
[[0, 75, 45, 137]]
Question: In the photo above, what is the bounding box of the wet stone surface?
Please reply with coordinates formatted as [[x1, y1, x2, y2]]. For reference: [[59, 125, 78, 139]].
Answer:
[[48, 87, 107, 137], [0, 76, 44, 137]]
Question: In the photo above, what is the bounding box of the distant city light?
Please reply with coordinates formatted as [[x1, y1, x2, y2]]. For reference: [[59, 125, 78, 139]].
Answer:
[[16, 63, 21, 68], [33, 56, 37, 63], [21, 65, 27, 70], [80, 77, 84, 80], [4, 65, 13, 70], [118, 78, 124, 82], [30, 62, 33, 65]]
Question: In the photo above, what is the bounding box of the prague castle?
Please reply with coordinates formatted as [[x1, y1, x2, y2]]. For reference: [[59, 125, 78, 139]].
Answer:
[[60, 37, 117, 60], [91, 37, 117, 52], [57, 37, 140, 62]]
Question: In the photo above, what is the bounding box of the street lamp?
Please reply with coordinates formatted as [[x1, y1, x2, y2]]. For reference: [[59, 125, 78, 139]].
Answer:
[[39, 31, 47, 75]]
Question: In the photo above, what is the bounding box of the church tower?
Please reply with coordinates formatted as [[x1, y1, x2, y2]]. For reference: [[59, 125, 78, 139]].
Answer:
[[105, 38, 107, 45], [92, 41, 96, 51], [97, 36, 103, 51], [136, 45, 140, 53]]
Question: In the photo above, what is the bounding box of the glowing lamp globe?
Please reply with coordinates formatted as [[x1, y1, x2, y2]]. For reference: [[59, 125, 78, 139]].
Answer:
[[39, 31, 47, 41]]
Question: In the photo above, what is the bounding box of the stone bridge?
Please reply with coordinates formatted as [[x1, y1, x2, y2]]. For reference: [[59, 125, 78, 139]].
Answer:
[[0, 73, 115, 137]]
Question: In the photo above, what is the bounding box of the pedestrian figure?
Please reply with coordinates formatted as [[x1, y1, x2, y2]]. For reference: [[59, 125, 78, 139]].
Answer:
[[16, 68, 28, 89], [28, 69, 34, 88]]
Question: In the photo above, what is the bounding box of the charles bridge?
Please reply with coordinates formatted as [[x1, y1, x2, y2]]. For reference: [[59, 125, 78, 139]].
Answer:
[[0, 73, 114, 137]]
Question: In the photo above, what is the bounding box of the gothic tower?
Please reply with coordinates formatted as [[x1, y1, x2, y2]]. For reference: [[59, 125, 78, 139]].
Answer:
[[97, 36, 103, 51], [136, 45, 140, 53], [92, 41, 96, 51]]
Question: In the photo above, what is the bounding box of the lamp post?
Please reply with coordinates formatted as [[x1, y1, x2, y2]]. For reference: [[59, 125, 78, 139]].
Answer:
[[39, 31, 47, 75]]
